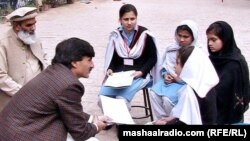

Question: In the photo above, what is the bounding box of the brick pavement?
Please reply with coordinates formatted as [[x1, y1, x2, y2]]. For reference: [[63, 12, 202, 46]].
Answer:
[[1, 0, 250, 140]]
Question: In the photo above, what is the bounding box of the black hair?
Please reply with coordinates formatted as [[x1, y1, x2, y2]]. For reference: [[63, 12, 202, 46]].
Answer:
[[206, 22, 222, 38], [206, 21, 239, 55], [177, 46, 194, 67], [52, 37, 95, 69], [119, 4, 137, 18], [176, 25, 194, 42]]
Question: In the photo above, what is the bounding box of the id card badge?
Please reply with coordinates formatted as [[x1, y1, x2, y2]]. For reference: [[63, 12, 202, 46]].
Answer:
[[124, 59, 134, 66]]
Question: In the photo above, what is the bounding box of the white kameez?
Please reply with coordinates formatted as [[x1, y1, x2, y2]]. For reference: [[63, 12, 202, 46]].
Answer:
[[150, 20, 203, 119]]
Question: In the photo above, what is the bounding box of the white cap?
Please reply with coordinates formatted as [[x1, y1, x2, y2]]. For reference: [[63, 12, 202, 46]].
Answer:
[[6, 7, 38, 22]]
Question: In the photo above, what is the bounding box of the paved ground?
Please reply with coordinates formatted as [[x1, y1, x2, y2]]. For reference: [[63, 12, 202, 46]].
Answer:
[[1, 0, 250, 140]]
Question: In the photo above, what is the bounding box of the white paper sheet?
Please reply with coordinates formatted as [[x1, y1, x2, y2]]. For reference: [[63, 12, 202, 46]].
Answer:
[[100, 95, 135, 124], [104, 70, 135, 88]]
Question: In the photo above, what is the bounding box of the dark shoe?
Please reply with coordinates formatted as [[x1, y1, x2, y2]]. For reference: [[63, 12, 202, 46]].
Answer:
[[104, 123, 114, 130]]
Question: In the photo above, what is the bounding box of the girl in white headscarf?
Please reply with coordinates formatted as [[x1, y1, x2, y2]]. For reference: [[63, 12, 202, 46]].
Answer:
[[150, 20, 202, 120], [153, 46, 218, 125]]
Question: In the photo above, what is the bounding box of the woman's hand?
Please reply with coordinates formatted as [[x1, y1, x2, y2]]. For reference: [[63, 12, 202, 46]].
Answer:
[[153, 118, 168, 125], [164, 74, 181, 83], [164, 74, 174, 84], [153, 116, 176, 125], [132, 71, 143, 78], [106, 69, 113, 76]]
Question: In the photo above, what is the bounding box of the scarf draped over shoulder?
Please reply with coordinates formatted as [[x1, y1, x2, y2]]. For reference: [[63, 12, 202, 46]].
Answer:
[[171, 47, 219, 124]]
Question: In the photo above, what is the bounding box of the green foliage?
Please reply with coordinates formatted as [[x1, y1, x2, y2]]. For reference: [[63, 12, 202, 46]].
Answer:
[[25, 1, 36, 7], [0, 4, 12, 17], [43, 0, 57, 4]]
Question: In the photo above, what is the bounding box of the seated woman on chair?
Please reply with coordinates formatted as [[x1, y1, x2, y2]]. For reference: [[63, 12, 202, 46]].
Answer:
[[98, 4, 158, 110], [153, 46, 219, 125], [150, 20, 202, 120]]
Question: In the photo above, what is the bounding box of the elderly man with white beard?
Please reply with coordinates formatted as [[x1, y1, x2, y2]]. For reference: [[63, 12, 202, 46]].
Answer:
[[0, 7, 48, 111]]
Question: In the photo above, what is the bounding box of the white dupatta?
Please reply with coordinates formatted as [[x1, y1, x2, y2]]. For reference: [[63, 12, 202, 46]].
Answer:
[[104, 27, 161, 84], [171, 47, 219, 124], [162, 20, 202, 77]]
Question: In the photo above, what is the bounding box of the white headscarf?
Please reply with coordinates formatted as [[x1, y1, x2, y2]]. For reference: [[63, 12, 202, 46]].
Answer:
[[162, 20, 201, 77], [171, 47, 219, 124]]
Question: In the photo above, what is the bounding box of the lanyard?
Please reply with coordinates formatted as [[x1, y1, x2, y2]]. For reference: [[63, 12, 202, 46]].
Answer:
[[122, 30, 138, 57]]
